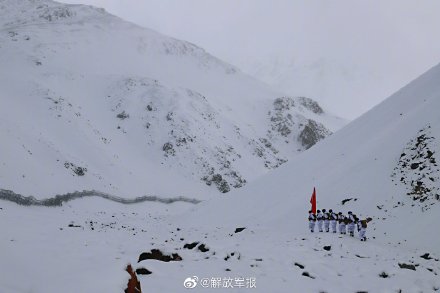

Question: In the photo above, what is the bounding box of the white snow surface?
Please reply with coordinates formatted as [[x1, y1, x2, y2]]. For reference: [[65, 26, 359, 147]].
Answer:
[[1, 59, 440, 293], [0, 0, 344, 199], [1, 0, 440, 292]]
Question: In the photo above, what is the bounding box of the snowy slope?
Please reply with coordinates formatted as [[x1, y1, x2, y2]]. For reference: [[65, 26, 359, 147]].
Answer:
[[1, 62, 439, 293], [0, 0, 344, 199], [158, 62, 440, 291], [187, 62, 440, 248], [2, 198, 439, 293]]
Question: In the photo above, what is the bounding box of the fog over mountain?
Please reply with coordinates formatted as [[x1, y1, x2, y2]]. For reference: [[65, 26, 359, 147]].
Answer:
[[59, 0, 440, 119]]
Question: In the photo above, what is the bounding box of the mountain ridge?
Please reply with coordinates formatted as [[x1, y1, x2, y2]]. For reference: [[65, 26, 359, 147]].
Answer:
[[0, 0, 344, 198]]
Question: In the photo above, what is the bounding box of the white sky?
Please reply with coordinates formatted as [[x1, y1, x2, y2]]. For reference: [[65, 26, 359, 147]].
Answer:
[[58, 0, 440, 119]]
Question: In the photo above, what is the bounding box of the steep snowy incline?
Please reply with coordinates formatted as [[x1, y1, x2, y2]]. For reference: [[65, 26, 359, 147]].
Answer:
[[0, 0, 344, 199], [183, 62, 440, 253]]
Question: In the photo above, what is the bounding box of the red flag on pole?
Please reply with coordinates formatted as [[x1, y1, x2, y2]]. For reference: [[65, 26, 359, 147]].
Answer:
[[310, 187, 317, 214]]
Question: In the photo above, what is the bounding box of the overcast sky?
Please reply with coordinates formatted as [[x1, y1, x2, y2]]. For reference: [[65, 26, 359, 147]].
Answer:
[[59, 0, 440, 119]]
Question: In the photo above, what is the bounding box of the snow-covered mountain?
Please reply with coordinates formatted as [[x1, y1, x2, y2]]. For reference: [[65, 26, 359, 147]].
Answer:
[[172, 62, 440, 291], [1, 61, 439, 293], [3, 1, 439, 292], [192, 61, 440, 232], [0, 0, 344, 199]]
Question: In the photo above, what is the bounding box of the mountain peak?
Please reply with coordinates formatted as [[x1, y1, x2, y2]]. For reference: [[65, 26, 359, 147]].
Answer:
[[0, 0, 341, 198]]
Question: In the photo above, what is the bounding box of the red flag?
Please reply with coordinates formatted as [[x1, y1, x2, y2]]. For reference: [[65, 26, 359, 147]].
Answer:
[[310, 187, 317, 214]]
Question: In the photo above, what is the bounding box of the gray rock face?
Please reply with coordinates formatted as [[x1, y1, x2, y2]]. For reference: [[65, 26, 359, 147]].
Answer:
[[116, 111, 130, 120], [202, 173, 232, 193], [299, 120, 331, 150], [391, 125, 439, 208], [269, 96, 332, 151], [162, 142, 175, 156], [296, 97, 324, 114], [64, 162, 87, 176]]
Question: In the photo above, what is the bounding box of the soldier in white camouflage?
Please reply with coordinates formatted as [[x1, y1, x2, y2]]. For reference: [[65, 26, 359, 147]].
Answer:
[[330, 209, 337, 233], [347, 211, 356, 237], [308, 210, 316, 233], [359, 217, 372, 241], [316, 210, 324, 232], [338, 212, 346, 234], [322, 209, 330, 232]]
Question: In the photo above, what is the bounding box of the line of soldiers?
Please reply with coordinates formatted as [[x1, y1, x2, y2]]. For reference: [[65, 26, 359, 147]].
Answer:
[[308, 209, 372, 241]]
